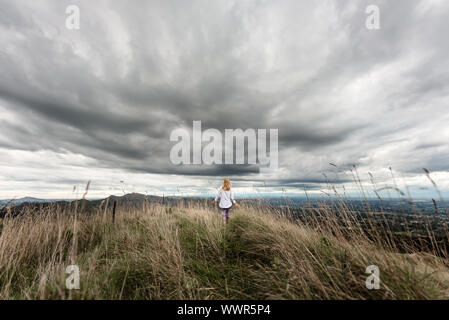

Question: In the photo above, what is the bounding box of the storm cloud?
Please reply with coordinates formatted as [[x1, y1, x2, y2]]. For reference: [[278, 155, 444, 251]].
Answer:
[[1, 0, 449, 198]]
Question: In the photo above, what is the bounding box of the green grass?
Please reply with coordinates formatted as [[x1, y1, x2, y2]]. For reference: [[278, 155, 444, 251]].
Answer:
[[0, 204, 448, 299]]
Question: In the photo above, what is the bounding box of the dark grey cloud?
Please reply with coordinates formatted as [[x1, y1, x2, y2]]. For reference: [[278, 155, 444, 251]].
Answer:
[[1, 0, 449, 197]]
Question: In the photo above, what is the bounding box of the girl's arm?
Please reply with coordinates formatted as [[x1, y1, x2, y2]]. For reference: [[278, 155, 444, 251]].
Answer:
[[212, 188, 220, 204], [231, 190, 237, 205]]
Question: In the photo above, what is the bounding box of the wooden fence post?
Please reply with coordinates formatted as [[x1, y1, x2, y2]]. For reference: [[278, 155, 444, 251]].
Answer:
[[112, 201, 117, 223]]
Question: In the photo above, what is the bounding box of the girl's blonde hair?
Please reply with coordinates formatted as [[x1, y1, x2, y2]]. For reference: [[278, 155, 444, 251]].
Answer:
[[222, 178, 231, 191]]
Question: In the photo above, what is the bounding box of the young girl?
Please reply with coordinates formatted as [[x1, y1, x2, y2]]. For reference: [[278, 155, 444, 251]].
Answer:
[[212, 178, 238, 224]]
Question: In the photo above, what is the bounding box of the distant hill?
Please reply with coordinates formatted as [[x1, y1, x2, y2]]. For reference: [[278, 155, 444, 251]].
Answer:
[[0, 193, 167, 218], [0, 194, 155, 207], [108, 193, 163, 204], [0, 197, 59, 206]]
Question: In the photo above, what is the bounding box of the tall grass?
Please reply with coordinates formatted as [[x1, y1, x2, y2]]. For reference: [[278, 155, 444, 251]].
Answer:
[[0, 199, 448, 300]]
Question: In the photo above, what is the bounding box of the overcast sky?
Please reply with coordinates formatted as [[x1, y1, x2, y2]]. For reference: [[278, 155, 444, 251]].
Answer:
[[1, 0, 449, 199]]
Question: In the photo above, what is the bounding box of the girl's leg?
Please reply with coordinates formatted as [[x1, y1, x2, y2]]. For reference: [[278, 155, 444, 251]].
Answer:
[[225, 208, 230, 224], [221, 209, 227, 222]]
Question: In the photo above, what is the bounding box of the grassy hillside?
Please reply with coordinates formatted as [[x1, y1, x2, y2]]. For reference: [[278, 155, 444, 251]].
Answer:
[[0, 202, 448, 300]]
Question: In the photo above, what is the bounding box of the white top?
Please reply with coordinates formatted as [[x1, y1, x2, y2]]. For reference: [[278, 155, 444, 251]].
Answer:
[[215, 188, 236, 209]]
